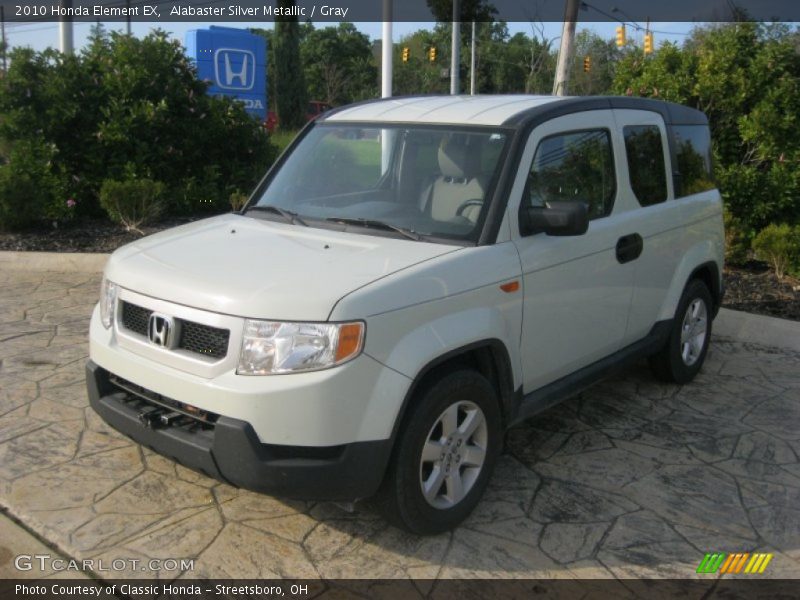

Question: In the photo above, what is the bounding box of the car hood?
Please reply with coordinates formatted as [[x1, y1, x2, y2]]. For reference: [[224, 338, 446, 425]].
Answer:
[[105, 214, 460, 321]]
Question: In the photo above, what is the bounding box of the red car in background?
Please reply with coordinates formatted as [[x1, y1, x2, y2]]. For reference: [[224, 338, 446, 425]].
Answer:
[[265, 100, 332, 132]]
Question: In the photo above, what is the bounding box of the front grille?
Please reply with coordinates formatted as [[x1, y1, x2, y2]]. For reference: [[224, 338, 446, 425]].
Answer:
[[179, 321, 230, 359], [120, 301, 230, 360], [121, 301, 151, 336]]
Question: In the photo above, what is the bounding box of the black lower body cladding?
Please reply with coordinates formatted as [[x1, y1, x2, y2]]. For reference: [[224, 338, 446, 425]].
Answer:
[[86, 361, 391, 501]]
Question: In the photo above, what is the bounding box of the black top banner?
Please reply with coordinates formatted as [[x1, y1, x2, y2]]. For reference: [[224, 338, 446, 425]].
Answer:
[[1, 0, 799, 23]]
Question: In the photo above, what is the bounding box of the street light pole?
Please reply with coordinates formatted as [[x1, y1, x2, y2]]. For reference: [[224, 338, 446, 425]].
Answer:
[[381, 0, 392, 98], [1, 7, 7, 76], [470, 21, 476, 95], [59, 0, 74, 55], [380, 0, 393, 174], [450, 0, 460, 95]]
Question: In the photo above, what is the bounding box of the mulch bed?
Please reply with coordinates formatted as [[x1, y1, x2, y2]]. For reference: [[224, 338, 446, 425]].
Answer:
[[1, 218, 799, 322], [0, 218, 201, 254], [723, 262, 800, 322]]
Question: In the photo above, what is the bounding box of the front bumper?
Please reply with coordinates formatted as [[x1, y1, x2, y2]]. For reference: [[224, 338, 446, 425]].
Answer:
[[87, 361, 392, 501]]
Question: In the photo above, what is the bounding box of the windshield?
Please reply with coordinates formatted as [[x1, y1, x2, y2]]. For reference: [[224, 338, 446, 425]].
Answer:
[[249, 123, 510, 243]]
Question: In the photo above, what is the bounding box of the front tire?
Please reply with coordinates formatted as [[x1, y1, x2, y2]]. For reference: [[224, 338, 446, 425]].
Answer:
[[377, 369, 502, 535], [649, 279, 713, 384]]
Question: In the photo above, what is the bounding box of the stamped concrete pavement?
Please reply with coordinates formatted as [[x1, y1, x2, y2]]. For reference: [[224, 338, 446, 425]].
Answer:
[[0, 261, 799, 586]]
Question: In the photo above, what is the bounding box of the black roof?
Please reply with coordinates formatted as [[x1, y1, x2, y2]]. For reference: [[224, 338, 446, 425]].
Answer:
[[501, 96, 708, 128]]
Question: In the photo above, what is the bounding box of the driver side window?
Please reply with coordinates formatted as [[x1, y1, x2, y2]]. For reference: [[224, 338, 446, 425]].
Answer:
[[525, 129, 616, 220]]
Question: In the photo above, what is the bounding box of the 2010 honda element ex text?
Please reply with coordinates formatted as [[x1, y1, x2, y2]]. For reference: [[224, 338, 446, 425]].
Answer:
[[87, 95, 724, 534]]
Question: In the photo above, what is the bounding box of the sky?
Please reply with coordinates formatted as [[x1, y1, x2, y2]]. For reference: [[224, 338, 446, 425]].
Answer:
[[2, 20, 697, 54]]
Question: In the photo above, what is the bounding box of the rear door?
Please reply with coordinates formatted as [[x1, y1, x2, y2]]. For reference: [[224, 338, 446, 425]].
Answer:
[[611, 109, 681, 342], [510, 110, 636, 392]]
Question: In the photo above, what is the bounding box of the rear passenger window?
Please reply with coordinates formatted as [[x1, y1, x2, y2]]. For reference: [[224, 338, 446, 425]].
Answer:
[[672, 125, 715, 197], [623, 125, 667, 206], [526, 129, 615, 220]]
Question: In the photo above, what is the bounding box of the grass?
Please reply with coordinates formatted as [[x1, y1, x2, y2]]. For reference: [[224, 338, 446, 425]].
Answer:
[[318, 137, 381, 190], [270, 129, 300, 156], [270, 129, 383, 191]]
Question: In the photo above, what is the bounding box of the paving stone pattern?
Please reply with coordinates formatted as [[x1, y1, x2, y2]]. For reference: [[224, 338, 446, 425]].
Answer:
[[1, 268, 799, 586]]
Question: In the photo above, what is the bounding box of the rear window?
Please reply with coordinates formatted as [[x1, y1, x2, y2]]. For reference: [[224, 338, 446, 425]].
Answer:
[[672, 125, 715, 197], [623, 125, 668, 207]]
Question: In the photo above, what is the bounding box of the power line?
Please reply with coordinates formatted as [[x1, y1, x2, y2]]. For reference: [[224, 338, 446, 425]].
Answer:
[[581, 2, 691, 36]]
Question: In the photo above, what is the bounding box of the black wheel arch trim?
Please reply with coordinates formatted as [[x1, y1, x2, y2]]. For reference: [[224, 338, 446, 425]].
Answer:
[[688, 260, 723, 317], [387, 339, 517, 447]]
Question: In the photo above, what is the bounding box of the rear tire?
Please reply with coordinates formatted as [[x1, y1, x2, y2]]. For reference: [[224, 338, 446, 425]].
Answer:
[[376, 369, 502, 535], [649, 279, 713, 384]]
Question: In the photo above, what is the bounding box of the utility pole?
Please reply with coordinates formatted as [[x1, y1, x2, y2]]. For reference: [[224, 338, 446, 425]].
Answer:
[[126, 0, 132, 35], [450, 0, 460, 95], [59, 0, 74, 55], [469, 21, 476, 95], [552, 0, 580, 96]]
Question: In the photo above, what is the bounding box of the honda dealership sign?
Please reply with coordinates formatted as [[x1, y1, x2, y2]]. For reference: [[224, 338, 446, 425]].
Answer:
[[185, 26, 267, 120]]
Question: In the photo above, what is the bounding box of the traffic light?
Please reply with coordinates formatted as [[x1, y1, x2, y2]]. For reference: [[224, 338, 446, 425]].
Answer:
[[428, 46, 436, 62], [644, 32, 654, 54], [615, 25, 626, 47], [583, 55, 591, 73], [402, 47, 410, 62]]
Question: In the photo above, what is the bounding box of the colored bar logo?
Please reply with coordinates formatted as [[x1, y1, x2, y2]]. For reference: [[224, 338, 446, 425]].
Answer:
[[697, 552, 773, 574]]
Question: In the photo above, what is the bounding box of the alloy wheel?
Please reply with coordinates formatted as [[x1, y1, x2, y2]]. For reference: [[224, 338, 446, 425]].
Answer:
[[419, 400, 488, 509]]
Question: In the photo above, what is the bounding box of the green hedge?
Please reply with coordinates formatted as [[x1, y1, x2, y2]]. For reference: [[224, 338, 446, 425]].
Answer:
[[0, 29, 276, 231]]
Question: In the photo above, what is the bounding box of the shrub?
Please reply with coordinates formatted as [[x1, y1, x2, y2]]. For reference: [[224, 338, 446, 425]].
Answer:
[[723, 205, 749, 265], [229, 191, 249, 212], [0, 31, 275, 220], [752, 223, 800, 280], [172, 166, 225, 215], [99, 178, 165, 234], [0, 138, 65, 231]]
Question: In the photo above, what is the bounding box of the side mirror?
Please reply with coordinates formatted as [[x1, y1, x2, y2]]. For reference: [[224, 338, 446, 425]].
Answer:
[[520, 201, 589, 237]]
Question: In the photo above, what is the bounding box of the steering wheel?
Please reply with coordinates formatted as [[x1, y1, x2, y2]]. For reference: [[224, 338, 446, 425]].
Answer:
[[455, 199, 484, 218]]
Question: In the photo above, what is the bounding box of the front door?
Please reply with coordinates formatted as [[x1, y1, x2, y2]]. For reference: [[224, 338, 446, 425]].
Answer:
[[510, 111, 636, 393]]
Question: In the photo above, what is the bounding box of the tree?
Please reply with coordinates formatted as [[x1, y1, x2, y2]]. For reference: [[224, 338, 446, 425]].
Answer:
[[249, 27, 275, 110], [480, 26, 556, 94], [612, 22, 800, 247], [301, 23, 377, 104], [394, 26, 452, 95], [426, 0, 497, 24], [273, 0, 308, 129], [569, 30, 620, 96]]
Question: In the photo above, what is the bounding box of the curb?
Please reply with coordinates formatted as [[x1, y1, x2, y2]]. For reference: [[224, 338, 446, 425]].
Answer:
[[714, 307, 800, 353], [0, 251, 109, 273]]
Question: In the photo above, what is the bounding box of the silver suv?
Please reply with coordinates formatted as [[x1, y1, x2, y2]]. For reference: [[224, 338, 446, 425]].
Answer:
[[87, 95, 724, 534]]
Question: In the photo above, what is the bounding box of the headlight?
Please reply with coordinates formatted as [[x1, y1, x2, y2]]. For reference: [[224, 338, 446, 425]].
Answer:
[[99, 278, 118, 329], [237, 320, 364, 375]]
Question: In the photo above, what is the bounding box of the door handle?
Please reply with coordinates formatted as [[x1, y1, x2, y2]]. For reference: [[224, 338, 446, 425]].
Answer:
[[616, 233, 643, 264]]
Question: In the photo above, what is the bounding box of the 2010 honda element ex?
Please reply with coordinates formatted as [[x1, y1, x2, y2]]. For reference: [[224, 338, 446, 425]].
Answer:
[[87, 95, 724, 534]]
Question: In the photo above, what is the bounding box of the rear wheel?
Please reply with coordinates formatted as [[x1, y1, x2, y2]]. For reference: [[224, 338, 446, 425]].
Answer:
[[377, 369, 502, 534], [649, 279, 713, 384]]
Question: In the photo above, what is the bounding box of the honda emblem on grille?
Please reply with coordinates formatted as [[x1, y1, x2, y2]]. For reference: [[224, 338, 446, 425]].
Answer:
[[148, 313, 178, 349]]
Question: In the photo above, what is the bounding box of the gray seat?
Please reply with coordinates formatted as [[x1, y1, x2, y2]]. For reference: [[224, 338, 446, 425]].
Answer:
[[420, 136, 486, 224]]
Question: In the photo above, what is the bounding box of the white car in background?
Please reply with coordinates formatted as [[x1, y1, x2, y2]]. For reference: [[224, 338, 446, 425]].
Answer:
[[87, 95, 724, 534]]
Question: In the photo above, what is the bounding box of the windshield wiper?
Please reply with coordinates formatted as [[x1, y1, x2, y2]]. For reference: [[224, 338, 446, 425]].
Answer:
[[325, 217, 422, 241], [244, 205, 308, 226]]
